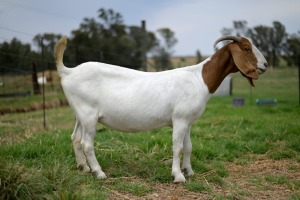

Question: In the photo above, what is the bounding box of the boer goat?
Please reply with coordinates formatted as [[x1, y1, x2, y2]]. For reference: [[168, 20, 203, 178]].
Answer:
[[54, 36, 267, 182]]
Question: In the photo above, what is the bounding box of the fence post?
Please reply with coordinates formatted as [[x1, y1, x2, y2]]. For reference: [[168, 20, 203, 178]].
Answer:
[[1, 69, 5, 94], [298, 55, 300, 106], [32, 62, 40, 95], [41, 37, 46, 128], [141, 20, 147, 72]]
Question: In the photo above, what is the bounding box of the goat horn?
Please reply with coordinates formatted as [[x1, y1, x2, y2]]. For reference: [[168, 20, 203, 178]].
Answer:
[[213, 36, 242, 48]]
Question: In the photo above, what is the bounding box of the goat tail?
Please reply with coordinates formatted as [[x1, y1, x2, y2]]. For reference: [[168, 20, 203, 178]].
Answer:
[[54, 36, 69, 77]]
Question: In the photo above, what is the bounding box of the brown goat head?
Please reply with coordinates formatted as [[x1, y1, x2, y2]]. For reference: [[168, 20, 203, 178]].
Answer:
[[229, 38, 259, 86], [214, 36, 267, 87]]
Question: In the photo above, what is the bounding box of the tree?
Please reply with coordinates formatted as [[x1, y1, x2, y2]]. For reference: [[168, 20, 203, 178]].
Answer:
[[196, 50, 202, 63], [248, 25, 272, 63], [220, 21, 249, 47], [221, 27, 233, 37], [233, 20, 249, 36], [71, 17, 104, 65], [33, 33, 62, 69], [248, 21, 287, 67], [286, 31, 300, 66], [270, 21, 287, 67], [70, 8, 158, 70], [98, 8, 124, 31], [0, 38, 32, 72], [152, 28, 177, 71]]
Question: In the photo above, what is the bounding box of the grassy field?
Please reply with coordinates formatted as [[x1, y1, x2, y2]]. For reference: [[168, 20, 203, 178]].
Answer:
[[0, 67, 299, 199]]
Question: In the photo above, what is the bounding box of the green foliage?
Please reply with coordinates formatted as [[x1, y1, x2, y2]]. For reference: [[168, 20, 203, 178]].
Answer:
[[286, 32, 300, 67], [0, 38, 35, 72]]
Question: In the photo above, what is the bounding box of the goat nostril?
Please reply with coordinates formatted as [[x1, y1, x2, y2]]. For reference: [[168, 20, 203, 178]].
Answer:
[[264, 63, 268, 68]]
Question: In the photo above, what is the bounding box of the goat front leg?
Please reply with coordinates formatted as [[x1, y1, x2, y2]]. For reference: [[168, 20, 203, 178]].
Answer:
[[182, 128, 194, 177], [171, 120, 189, 183], [81, 124, 106, 179]]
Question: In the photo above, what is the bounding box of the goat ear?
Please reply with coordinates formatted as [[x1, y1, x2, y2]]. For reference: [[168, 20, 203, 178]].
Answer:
[[230, 44, 259, 80]]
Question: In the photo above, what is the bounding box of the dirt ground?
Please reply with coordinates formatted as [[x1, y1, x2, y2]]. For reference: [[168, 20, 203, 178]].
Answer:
[[107, 155, 300, 200]]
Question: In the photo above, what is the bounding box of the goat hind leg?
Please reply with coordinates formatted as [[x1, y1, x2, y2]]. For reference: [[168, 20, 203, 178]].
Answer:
[[71, 119, 90, 172], [182, 128, 194, 177], [81, 122, 106, 179]]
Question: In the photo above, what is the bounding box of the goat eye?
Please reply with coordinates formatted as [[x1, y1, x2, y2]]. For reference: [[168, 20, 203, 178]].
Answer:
[[244, 47, 251, 52]]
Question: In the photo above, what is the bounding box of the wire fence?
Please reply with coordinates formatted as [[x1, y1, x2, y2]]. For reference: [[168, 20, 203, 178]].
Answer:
[[1, 66, 31, 97], [0, 65, 61, 97], [0, 62, 68, 119]]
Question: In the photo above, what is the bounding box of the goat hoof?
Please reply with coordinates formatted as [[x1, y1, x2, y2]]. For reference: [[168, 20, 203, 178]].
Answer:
[[83, 166, 91, 173], [92, 171, 107, 179], [182, 168, 194, 177], [173, 173, 186, 183], [77, 164, 91, 173]]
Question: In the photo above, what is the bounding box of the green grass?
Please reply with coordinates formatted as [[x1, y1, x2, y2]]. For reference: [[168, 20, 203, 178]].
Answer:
[[184, 182, 212, 192], [0, 67, 299, 199]]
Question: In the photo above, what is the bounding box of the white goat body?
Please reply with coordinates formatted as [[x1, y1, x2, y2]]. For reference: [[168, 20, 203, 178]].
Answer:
[[54, 36, 267, 182], [62, 62, 210, 132]]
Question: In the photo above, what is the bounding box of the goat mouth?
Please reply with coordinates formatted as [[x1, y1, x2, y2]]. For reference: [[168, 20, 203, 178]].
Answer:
[[258, 68, 266, 74]]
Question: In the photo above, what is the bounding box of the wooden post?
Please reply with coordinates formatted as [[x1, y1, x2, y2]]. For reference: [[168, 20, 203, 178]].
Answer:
[[141, 20, 147, 71], [298, 56, 300, 106], [41, 37, 46, 128], [1, 69, 5, 94], [31, 62, 40, 95]]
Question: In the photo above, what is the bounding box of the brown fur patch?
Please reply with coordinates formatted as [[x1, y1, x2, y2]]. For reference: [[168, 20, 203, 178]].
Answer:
[[202, 38, 258, 93], [202, 45, 238, 93]]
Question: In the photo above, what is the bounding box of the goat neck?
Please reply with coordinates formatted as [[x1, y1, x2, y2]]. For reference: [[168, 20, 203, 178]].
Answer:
[[202, 45, 238, 94]]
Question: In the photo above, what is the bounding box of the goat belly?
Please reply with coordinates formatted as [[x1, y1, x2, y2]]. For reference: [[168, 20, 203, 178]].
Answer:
[[98, 108, 172, 133], [95, 80, 174, 132]]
